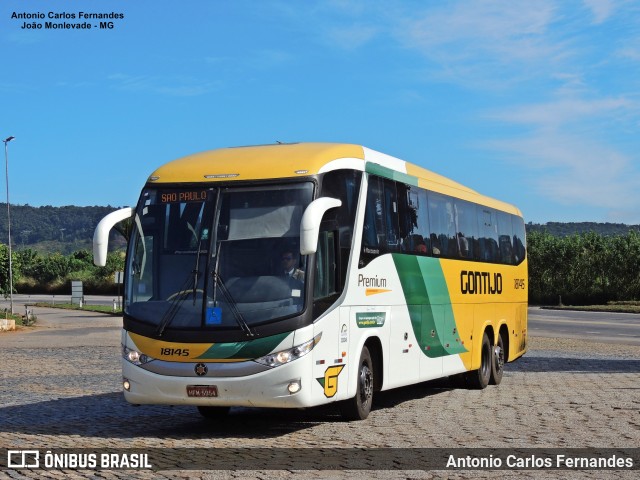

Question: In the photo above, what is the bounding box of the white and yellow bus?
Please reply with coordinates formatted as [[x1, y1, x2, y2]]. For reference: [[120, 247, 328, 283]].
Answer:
[[94, 143, 527, 420]]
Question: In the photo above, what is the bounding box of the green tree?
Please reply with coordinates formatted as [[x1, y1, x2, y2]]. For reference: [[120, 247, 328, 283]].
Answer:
[[0, 243, 20, 298], [113, 217, 132, 242], [528, 231, 640, 304]]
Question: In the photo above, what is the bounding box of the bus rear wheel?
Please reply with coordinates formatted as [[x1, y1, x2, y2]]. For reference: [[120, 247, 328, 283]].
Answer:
[[490, 331, 505, 385], [340, 346, 374, 421], [464, 332, 491, 389]]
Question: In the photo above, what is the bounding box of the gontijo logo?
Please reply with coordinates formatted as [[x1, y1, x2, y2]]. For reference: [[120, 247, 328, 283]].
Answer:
[[316, 365, 345, 398], [460, 270, 502, 295]]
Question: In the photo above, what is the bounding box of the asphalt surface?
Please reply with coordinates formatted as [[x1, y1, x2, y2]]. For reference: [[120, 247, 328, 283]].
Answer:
[[528, 307, 640, 345], [0, 303, 638, 479]]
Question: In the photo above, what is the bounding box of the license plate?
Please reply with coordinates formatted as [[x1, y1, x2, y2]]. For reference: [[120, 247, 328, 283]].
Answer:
[[187, 385, 218, 397]]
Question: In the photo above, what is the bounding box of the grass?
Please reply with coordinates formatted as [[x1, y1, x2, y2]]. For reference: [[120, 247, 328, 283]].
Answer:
[[2, 311, 28, 326]]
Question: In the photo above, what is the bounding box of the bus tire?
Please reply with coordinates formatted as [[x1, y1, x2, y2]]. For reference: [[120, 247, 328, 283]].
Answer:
[[197, 406, 230, 420], [490, 331, 505, 385], [340, 346, 374, 421], [464, 332, 491, 389]]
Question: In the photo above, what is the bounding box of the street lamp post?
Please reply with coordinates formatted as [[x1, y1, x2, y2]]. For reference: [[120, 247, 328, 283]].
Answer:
[[3, 136, 15, 314]]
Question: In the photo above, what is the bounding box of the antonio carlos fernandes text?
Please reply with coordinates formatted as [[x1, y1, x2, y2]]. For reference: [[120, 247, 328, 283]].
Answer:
[[446, 454, 634, 469]]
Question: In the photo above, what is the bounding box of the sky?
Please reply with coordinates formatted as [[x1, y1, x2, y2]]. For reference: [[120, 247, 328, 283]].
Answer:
[[1, 0, 640, 224]]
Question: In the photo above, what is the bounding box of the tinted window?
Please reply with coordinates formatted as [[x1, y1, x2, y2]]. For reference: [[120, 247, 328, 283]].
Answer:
[[358, 175, 525, 267], [399, 186, 430, 255], [314, 231, 337, 299], [512, 215, 527, 265], [360, 176, 400, 266], [455, 199, 478, 260], [428, 192, 457, 258], [478, 208, 499, 262], [497, 211, 514, 265], [361, 176, 385, 257]]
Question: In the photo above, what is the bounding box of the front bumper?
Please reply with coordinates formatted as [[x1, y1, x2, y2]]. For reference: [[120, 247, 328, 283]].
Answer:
[[122, 355, 317, 408]]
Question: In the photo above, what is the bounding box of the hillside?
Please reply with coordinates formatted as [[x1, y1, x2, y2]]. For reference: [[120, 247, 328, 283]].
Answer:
[[0, 204, 125, 254], [526, 222, 640, 237]]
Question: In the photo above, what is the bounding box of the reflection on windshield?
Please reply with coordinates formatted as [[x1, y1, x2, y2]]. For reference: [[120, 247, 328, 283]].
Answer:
[[125, 183, 313, 333]]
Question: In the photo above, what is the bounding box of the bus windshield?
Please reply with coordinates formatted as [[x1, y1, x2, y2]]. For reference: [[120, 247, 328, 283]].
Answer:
[[125, 182, 314, 334]]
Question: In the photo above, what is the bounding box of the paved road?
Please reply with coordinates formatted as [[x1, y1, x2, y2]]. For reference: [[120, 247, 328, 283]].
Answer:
[[0, 306, 638, 479], [529, 308, 640, 345]]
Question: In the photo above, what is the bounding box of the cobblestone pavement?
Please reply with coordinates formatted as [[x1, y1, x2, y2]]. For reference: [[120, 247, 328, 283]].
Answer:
[[0, 307, 638, 479]]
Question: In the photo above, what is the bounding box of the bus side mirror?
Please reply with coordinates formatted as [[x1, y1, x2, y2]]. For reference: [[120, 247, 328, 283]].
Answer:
[[300, 197, 342, 255], [93, 207, 134, 266]]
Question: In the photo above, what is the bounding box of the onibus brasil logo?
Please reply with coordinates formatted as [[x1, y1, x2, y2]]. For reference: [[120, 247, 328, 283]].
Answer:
[[6, 450, 152, 469]]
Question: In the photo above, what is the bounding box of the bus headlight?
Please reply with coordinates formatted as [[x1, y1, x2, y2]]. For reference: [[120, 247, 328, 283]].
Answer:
[[255, 333, 322, 368], [122, 345, 154, 365]]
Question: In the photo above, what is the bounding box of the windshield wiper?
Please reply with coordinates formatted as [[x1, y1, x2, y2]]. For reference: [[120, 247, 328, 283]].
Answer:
[[156, 272, 196, 337], [212, 272, 256, 337], [191, 231, 207, 305], [157, 232, 206, 337], [211, 242, 256, 338]]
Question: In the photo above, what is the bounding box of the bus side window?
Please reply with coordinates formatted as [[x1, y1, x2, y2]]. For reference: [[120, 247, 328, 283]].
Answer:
[[314, 231, 337, 299], [383, 179, 400, 251], [428, 192, 456, 258], [478, 209, 499, 262], [360, 175, 399, 266], [320, 169, 362, 286], [454, 199, 478, 260], [398, 185, 430, 255], [360, 176, 384, 267], [497, 211, 514, 265], [512, 216, 527, 264]]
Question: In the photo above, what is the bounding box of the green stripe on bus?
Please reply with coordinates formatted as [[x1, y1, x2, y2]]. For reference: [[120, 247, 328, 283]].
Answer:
[[365, 163, 419, 187], [195, 332, 290, 360], [392, 254, 467, 358]]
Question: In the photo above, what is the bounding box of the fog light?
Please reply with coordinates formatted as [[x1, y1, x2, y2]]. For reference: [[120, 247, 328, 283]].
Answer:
[[287, 381, 301, 394], [123, 378, 131, 391]]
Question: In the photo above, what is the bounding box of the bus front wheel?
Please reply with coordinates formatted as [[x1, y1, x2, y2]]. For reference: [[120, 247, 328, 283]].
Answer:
[[464, 332, 491, 389], [340, 346, 374, 421]]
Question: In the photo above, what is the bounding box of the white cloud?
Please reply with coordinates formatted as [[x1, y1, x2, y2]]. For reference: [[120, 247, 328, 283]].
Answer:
[[485, 100, 640, 220], [107, 74, 219, 97], [399, 0, 555, 49], [487, 97, 633, 127], [617, 46, 640, 61], [582, 0, 616, 24], [302, 0, 640, 221], [391, 0, 565, 84]]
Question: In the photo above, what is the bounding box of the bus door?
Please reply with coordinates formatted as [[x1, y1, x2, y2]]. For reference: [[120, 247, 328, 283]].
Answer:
[[387, 305, 421, 388]]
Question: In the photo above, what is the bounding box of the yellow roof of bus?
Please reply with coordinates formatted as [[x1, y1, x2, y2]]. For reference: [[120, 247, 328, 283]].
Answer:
[[148, 142, 521, 216], [149, 143, 363, 183]]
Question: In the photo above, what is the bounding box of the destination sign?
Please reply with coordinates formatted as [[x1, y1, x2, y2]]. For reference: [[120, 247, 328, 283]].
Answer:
[[160, 190, 209, 204]]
